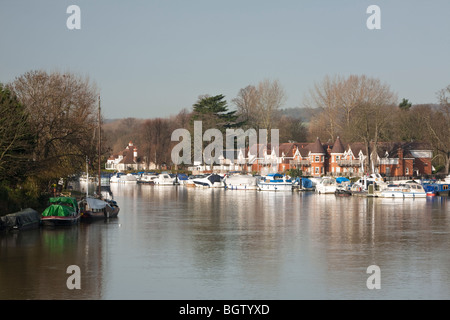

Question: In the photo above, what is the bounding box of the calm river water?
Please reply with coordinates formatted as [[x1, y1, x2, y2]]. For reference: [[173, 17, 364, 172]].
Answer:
[[1, 183, 449, 300]]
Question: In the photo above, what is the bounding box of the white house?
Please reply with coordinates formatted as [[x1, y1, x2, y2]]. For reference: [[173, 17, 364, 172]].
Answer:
[[106, 141, 147, 172]]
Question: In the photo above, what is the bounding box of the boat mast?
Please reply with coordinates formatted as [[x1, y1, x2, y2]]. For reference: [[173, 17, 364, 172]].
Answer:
[[86, 155, 89, 199], [98, 95, 102, 197]]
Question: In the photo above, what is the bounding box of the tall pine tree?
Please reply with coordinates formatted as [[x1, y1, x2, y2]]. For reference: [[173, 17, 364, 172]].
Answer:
[[191, 94, 241, 132]]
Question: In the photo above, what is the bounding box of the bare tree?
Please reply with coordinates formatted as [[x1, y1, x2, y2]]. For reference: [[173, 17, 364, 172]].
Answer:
[[306, 75, 397, 173], [140, 118, 173, 169], [304, 75, 341, 141], [233, 79, 286, 132], [424, 86, 450, 174], [256, 79, 286, 133], [232, 85, 259, 130], [9, 70, 99, 180]]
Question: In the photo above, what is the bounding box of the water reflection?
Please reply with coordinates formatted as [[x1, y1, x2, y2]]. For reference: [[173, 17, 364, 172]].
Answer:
[[0, 223, 111, 299], [1, 184, 449, 300]]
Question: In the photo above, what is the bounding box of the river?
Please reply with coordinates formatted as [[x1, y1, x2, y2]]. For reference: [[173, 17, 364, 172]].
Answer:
[[1, 183, 449, 300]]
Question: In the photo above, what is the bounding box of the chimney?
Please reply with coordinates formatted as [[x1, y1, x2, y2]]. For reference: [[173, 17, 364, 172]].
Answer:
[[397, 146, 404, 176], [398, 146, 403, 159]]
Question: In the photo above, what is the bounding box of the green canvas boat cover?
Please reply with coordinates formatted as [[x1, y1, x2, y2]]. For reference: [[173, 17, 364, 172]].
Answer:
[[48, 197, 79, 209], [41, 204, 76, 217], [41, 197, 79, 217]]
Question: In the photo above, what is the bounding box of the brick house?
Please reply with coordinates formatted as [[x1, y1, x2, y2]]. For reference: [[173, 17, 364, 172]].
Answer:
[[268, 138, 432, 178]]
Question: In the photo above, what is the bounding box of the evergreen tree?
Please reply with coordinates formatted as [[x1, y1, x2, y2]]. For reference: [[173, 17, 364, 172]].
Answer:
[[399, 98, 412, 111], [192, 94, 240, 131]]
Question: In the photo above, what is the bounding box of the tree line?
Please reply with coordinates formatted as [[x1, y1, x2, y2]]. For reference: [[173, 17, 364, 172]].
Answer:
[[104, 76, 449, 175]]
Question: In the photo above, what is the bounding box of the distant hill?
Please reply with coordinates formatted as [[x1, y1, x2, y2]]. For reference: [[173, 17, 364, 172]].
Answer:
[[279, 107, 320, 124]]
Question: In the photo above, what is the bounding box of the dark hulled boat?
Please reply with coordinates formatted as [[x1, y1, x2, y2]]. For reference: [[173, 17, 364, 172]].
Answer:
[[79, 197, 120, 220]]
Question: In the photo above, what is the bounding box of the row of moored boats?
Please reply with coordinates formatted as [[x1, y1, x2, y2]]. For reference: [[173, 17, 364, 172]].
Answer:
[[1, 194, 120, 232], [105, 172, 450, 198], [109, 172, 296, 191]]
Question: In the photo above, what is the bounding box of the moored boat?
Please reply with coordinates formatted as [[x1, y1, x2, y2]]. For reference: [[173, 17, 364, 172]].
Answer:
[[40, 197, 81, 226], [299, 177, 315, 191], [79, 197, 120, 220], [335, 187, 352, 197], [257, 173, 293, 191], [315, 177, 337, 194], [154, 172, 178, 185], [138, 172, 159, 184], [0, 208, 40, 232], [421, 177, 450, 197], [119, 173, 138, 184], [176, 173, 189, 185], [110, 172, 124, 183], [224, 174, 258, 190], [379, 182, 426, 198], [192, 173, 224, 188]]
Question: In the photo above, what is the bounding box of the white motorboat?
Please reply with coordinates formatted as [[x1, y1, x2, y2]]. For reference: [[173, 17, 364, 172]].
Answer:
[[379, 182, 426, 198], [192, 174, 224, 188], [119, 173, 138, 184], [315, 176, 337, 194], [110, 173, 123, 183], [138, 173, 159, 184], [352, 173, 387, 192], [257, 173, 293, 191], [154, 173, 177, 185], [224, 174, 258, 190]]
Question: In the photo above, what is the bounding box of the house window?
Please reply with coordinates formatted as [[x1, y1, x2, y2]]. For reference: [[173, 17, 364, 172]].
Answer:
[[336, 155, 340, 161], [321, 167, 324, 174], [405, 167, 409, 175], [315, 156, 320, 162], [315, 167, 319, 174]]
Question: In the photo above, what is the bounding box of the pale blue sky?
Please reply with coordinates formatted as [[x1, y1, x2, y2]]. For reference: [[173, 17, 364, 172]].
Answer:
[[1, 0, 449, 119]]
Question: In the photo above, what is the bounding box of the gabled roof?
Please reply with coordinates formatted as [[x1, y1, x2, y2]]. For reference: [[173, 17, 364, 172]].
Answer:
[[279, 143, 298, 157], [377, 141, 432, 159], [118, 149, 136, 165], [347, 142, 366, 157]]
